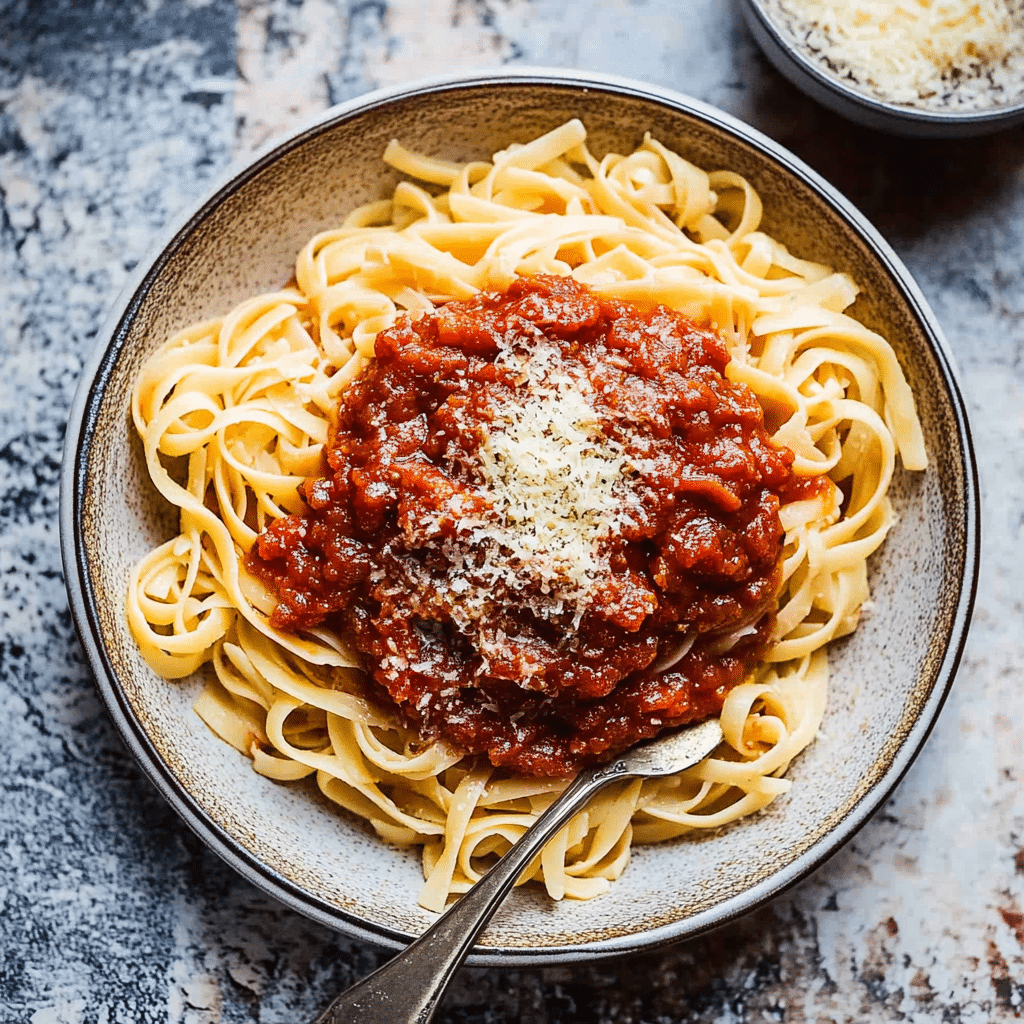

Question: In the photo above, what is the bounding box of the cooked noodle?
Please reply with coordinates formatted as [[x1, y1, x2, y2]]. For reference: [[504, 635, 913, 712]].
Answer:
[[128, 120, 925, 909]]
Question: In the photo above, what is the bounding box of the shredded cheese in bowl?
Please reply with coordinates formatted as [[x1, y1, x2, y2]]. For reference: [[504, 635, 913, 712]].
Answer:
[[764, 0, 1024, 110]]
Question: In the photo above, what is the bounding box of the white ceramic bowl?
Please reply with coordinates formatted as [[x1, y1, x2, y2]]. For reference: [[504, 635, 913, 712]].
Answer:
[[60, 68, 978, 965], [740, 0, 1024, 137]]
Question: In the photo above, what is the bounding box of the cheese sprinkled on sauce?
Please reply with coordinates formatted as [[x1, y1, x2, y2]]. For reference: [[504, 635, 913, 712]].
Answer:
[[471, 340, 633, 607]]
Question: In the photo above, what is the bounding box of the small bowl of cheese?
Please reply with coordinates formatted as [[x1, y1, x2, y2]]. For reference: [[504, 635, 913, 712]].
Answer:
[[741, 0, 1024, 136]]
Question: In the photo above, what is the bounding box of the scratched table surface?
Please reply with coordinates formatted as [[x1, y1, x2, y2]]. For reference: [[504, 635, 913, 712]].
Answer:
[[2, 1, 1023, 1021]]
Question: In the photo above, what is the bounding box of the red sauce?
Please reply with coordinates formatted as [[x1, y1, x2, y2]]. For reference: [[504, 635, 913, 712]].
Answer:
[[250, 276, 795, 776], [779, 472, 832, 504]]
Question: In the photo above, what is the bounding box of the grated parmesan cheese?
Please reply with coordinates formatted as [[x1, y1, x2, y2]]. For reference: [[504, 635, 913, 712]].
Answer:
[[765, 0, 1024, 109], [472, 340, 633, 610], [401, 333, 639, 636]]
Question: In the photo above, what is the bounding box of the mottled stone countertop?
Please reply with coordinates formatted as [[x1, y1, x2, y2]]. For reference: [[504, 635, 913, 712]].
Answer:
[[2, 1, 1023, 1021]]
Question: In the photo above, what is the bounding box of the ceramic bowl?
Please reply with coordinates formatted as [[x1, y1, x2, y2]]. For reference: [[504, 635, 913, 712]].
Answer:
[[740, 0, 1024, 137], [60, 68, 978, 965]]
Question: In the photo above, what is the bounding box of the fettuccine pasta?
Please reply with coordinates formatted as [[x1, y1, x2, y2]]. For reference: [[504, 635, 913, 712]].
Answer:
[[128, 119, 925, 910]]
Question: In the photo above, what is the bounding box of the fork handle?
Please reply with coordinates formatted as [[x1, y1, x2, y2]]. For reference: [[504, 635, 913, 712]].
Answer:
[[313, 762, 625, 1024]]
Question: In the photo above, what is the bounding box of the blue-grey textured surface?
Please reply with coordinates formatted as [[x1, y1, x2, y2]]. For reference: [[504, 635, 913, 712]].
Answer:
[[2, 1, 1023, 1021]]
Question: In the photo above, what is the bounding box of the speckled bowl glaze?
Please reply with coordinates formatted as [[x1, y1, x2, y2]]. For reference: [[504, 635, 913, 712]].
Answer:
[[740, 0, 1024, 137], [61, 68, 978, 965]]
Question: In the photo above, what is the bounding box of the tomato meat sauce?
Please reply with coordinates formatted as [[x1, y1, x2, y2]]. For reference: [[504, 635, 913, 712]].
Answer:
[[250, 276, 795, 776]]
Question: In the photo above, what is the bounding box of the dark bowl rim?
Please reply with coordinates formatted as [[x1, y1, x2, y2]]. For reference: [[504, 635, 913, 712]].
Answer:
[[740, 0, 1024, 135], [59, 66, 980, 966]]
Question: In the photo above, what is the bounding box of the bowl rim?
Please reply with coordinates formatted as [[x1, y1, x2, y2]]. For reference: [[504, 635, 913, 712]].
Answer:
[[59, 65, 980, 965], [740, 0, 1024, 136]]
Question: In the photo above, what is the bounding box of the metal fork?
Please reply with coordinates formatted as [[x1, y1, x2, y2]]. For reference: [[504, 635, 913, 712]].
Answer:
[[312, 717, 724, 1024]]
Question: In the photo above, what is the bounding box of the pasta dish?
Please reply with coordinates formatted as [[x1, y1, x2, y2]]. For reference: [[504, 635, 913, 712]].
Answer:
[[128, 120, 925, 909]]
